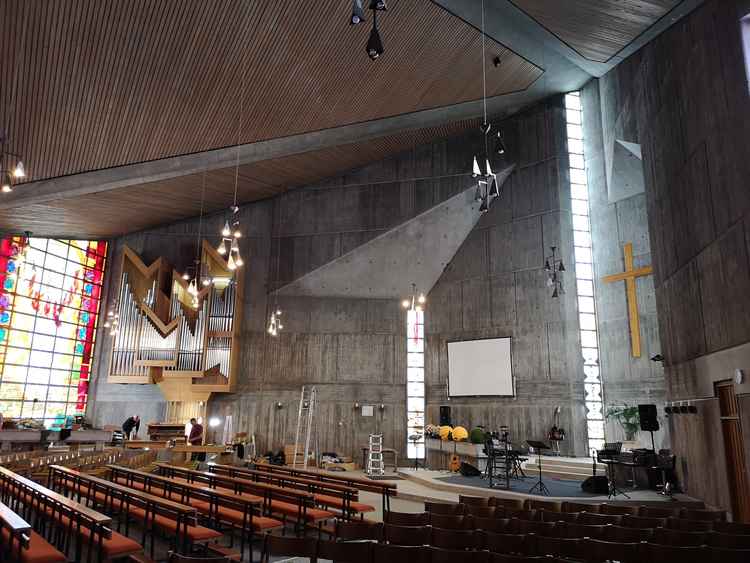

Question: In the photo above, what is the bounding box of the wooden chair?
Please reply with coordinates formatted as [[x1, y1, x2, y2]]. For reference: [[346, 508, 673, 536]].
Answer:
[[713, 520, 750, 535], [599, 504, 636, 516], [680, 509, 726, 522], [430, 527, 481, 550], [509, 519, 557, 537], [706, 547, 750, 563], [538, 511, 579, 524], [318, 539, 375, 563], [425, 502, 464, 516], [373, 543, 430, 563], [577, 512, 622, 526], [386, 512, 430, 526], [464, 505, 496, 518], [557, 523, 607, 540], [168, 553, 231, 563], [651, 528, 707, 547], [638, 506, 680, 519], [561, 502, 598, 514], [261, 533, 318, 563], [579, 538, 641, 563], [336, 520, 384, 542], [705, 531, 750, 550], [642, 542, 705, 563], [384, 524, 432, 547], [489, 499, 526, 513], [533, 536, 582, 559], [429, 546, 490, 563], [471, 517, 510, 534], [483, 532, 530, 555], [429, 514, 471, 530], [525, 500, 561, 513], [459, 495, 490, 507], [621, 515, 666, 529], [665, 518, 715, 532], [602, 524, 653, 543]]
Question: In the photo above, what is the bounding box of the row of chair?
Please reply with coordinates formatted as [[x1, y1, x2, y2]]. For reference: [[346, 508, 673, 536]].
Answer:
[[390, 508, 749, 535], [339, 521, 750, 550], [263, 531, 749, 563], [434, 497, 724, 523]]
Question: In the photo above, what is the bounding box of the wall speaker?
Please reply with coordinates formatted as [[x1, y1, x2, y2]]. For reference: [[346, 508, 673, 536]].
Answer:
[[439, 405, 452, 426], [638, 404, 659, 432]]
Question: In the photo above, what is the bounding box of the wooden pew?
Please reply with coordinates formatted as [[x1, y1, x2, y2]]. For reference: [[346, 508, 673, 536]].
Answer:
[[252, 462, 397, 512], [154, 463, 334, 533], [207, 462, 375, 518], [48, 464, 217, 559], [106, 464, 282, 558], [0, 465, 114, 563]]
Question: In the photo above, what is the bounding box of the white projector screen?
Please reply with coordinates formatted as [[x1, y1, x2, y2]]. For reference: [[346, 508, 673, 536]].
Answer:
[[447, 338, 514, 397]]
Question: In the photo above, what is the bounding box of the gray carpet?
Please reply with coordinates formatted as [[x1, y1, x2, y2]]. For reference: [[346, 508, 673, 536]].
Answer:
[[437, 473, 597, 497]]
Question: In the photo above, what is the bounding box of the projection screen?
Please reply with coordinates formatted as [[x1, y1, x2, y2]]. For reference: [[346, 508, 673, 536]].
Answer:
[[447, 337, 514, 397]]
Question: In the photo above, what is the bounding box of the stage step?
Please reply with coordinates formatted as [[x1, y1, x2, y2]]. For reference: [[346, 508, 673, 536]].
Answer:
[[521, 456, 595, 481]]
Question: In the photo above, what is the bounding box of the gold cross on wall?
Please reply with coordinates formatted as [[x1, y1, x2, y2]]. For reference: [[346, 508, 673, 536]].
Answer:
[[602, 242, 653, 358]]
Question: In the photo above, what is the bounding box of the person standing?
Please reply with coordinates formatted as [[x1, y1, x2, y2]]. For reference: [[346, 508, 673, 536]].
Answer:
[[188, 417, 204, 461], [122, 415, 140, 441]]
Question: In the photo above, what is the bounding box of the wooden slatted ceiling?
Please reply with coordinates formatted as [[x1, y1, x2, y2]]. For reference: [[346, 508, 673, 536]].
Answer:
[[0, 0, 540, 184], [510, 0, 681, 62], [0, 118, 481, 238]]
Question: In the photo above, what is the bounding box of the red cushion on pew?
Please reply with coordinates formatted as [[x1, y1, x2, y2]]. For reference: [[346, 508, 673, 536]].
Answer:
[[271, 500, 334, 522], [21, 532, 67, 563], [213, 506, 282, 531], [128, 507, 222, 542]]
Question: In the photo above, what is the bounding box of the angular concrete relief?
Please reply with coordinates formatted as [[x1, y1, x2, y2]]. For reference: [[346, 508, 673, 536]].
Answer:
[[608, 139, 645, 203], [276, 166, 514, 299]]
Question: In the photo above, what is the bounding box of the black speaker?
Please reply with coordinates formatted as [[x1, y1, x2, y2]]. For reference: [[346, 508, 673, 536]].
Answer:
[[439, 405, 452, 426], [581, 475, 609, 494], [459, 462, 481, 477], [639, 404, 659, 432]]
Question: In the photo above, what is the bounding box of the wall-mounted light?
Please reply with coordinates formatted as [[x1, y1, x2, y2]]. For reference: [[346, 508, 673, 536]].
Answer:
[[379, 404, 385, 411], [275, 401, 283, 409], [354, 402, 360, 409]]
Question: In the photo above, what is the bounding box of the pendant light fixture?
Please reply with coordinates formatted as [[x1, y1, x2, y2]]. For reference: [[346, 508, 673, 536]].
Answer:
[[0, 130, 26, 193], [267, 237, 283, 337], [545, 246, 565, 298], [350, 0, 366, 25], [402, 283, 426, 312], [470, 0, 504, 214], [353, 1, 388, 60]]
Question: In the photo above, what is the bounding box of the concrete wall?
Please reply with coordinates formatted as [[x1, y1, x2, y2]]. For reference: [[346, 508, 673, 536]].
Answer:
[[594, 0, 750, 513], [89, 96, 590, 460], [580, 81, 668, 450]]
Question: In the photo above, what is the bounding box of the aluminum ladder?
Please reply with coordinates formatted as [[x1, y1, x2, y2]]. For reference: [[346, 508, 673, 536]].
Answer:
[[367, 434, 385, 477], [292, 386, 318, 469]]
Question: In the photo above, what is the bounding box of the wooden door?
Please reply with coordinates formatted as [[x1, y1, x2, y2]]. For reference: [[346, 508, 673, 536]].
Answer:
[[717, 382, 750, 522]]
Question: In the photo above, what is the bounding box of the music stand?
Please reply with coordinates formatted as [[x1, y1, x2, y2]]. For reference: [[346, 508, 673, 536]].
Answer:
[[526, 440, 551, 496]]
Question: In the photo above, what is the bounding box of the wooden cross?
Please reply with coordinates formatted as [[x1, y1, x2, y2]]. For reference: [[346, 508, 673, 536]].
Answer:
[[602, 242, 653, 358]]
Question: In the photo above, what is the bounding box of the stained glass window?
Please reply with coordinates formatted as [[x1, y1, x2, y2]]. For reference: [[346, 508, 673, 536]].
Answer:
[[0, 237, 107, 428]]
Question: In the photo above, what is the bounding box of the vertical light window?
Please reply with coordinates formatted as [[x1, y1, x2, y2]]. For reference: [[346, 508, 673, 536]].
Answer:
[[0, 237, 107, 428], [743, 15, 750, 92], [565, 92, 605, 456], [406, 309, 425, 459]]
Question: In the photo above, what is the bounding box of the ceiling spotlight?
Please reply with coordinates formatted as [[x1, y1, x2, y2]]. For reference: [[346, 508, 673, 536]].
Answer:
[[12, 161, 24, 178], [350, 0, 366, 24], [222, 221, 231, 237], [370, 0, 387, 9], [366, 24, 384, 60]]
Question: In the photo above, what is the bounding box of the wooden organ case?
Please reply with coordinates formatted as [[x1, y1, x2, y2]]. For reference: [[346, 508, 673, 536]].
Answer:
[[106, 241, 243, 402]]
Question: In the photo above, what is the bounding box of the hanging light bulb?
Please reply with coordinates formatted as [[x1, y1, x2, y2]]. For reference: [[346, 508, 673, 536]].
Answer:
[[103, 320, 111, 328], [1, 172, 12, 193], [217, 240, 227, 255], [221, 221, 231, 237], [233, 226, 241, 238], [230, 239, 239, 254], [401, 299, 410, 309], [485, 159, 494, 177], [418, 293, 426, 304], [227, 254, 237, 270], [488, 177, 499, 198], [474, 184, 483, 202], [472, 156, 481, 178], [479, 196, 489, 213], [235, 254, 244, 267], [202, 277, 211, 286], [12, 161, 25, 178], [182, 272, 190, 281]]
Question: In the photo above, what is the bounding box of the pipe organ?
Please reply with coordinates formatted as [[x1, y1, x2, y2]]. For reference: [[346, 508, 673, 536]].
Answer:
[[107, 242, 243, 397]]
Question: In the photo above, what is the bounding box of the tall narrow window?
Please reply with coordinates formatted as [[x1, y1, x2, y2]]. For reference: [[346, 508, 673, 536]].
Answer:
[[406, 309, 425, 458], [742, 15, 750, 91], [565, 92, 605, 455]]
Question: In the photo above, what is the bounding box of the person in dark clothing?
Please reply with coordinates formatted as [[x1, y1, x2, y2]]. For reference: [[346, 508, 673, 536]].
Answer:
[[188, 417, 204, 461], [122, 415, 140, 440]]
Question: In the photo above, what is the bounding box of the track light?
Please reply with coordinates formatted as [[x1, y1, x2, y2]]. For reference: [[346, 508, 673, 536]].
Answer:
[[12, 161, 24, 178], [366, 25, 384, 60], [350, 0, 366, 24]]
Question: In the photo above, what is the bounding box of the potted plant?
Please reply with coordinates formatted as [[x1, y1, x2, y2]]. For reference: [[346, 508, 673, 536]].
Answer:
[[605, 405, 640, 441]]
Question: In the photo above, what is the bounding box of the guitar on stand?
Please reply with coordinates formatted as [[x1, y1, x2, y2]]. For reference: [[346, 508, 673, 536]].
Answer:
[[449, 440, 461, 472], [547, 406, 565, 456]]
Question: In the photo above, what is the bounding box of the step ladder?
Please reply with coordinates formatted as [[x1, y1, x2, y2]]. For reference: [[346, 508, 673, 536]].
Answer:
[[367, 434, 385, 477], [292, 386, 318, 469]]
